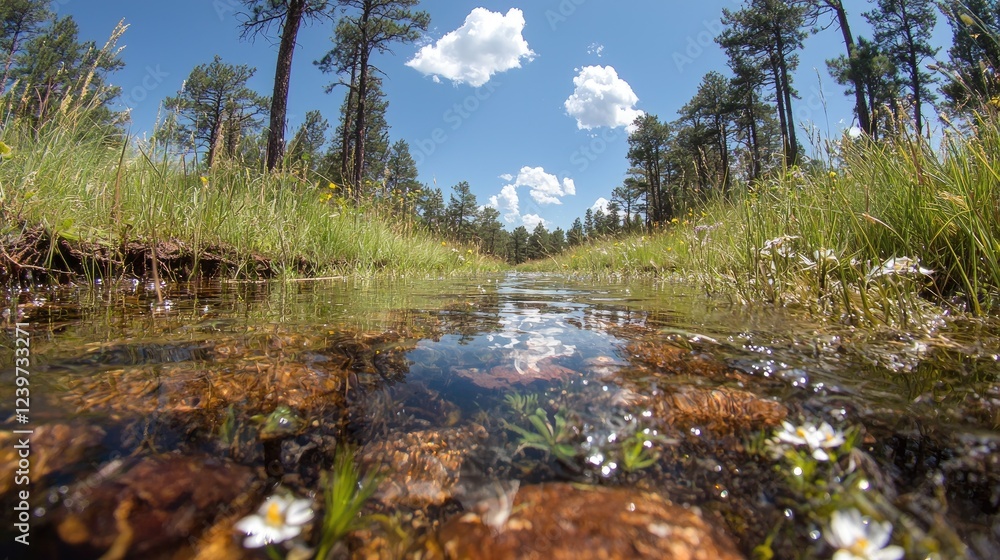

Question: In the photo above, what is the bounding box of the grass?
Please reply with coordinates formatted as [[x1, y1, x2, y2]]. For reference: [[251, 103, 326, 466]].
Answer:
[[523, 115, 1000, 323], [314, 448, 381, 560], [0, 111, 504, 281]]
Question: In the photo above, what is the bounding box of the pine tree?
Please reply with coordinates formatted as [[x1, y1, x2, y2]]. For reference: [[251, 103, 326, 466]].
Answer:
[[164, 56, 268, 167], [527, 222, 551, 260], [445, 181, 478, 243], [324, 0, 428, 194], [796, 0, 871, 133], [416, 187, 445, 233], [719, 0, 807, 165], [627, 114, 672, 225], [509, 226, 529, 264], [287, 109, 329, 179], [239, 0, 333, 171], [865, 0, 938, 134], [568, 218, 585, 246], [10, 15, 125, 125], [0, 0, 50, 95], [939, 0, 1000, 110]]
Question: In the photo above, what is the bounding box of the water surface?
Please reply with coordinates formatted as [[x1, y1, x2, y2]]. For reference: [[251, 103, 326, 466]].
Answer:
[[1, 273, 997, 558]]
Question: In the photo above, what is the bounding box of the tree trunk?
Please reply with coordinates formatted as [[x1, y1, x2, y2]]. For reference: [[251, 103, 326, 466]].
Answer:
[[830, 1, 871, 134], [265, 0, 306, 171], [775, 30, 798, 165], [340, 47, 359, 181], [351, 4, 371, 200], [770, 57, 790, 165]]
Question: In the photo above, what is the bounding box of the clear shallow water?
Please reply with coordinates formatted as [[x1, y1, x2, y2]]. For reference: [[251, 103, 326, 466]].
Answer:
[[1, 273, 998, 559]]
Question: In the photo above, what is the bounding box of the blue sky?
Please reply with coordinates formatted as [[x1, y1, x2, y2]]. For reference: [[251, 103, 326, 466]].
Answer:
[[60, 0, 951, 232]]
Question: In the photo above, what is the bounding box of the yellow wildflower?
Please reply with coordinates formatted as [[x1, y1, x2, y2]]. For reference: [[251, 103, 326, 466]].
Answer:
[[0, 141, 12, 159], [199, 176, 209, 186], [328, 182, 337, 190], [829, 171, 837, 179], [442, 242, 447, 246]]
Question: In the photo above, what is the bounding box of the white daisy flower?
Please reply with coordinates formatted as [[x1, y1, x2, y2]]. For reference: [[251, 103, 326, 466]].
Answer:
[[235, 493, 315, 548], [774, 421, 845, 461], [826, 509, 904, 560]]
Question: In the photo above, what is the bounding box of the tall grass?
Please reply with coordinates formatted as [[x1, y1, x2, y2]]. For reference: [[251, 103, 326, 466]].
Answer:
[[0, 113, 503, 279], [526, 116, 1000, 323]]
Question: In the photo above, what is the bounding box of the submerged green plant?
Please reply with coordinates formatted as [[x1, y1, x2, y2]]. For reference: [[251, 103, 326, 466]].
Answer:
[[503, 390, 539, 418], [218, 404, 237, 446], [313, 447, 381, 560], [618, 430, 661, 473], [504, 407, 579, 464]]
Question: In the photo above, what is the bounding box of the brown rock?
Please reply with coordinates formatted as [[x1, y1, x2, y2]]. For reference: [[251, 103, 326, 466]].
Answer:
[[652, 387, 787, 434], [0, 424, 104, 497], [54, 454, 258, 557], [434, 483, 744, 560], [453, 358, 579, 390]]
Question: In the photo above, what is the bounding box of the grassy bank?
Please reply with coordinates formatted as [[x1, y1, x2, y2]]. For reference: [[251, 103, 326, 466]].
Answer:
[[524, 118, 1000, 322], [0, 115, 504, 282]]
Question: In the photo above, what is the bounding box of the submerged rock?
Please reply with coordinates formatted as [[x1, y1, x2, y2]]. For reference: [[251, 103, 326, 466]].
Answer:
[[360, 425, 489, 509], [54, 454, 257, 557], [651, 386, 788, 434], [452, 358, 579, 390], [0, 424, 105, 497], [434, 482, 744, 559]]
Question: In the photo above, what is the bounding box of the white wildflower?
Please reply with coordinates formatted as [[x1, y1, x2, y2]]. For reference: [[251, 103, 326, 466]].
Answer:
[[234, 494, 315, 548], [774, 420, 845, 461], [826, 509, 904, 560]]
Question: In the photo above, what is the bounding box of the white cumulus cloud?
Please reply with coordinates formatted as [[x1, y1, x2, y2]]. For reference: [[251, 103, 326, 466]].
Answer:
[[564, 65, 643, 130], [406, 8, 535, 87], [522, 214, 547, 230], [488, 184, 520, 223], [510, 166, 575, 206], [486, 166, 574, 226]]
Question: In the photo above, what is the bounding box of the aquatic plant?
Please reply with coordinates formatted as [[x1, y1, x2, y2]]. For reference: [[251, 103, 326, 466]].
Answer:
[[253, 404, 304, 439], [618, 430, 661, 473], [313, 447, 381, 560], [235, 493, 315, 549], [218, 404, 237, 446], [503, 390, 539, 419], [504, 407, 579, 465]]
